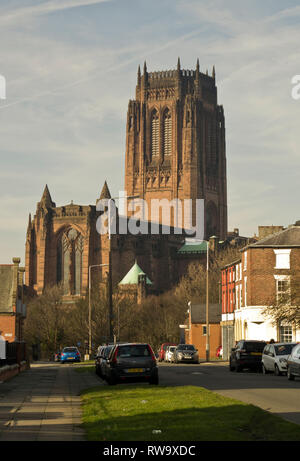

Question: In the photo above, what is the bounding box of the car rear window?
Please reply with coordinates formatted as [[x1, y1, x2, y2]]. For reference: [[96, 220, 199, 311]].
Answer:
[[244, 342, 266, 352], [117, 345, 151, 358], [63, 347, 77, 353]]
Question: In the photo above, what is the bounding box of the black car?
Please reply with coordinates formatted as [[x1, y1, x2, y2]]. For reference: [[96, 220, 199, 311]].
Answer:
[[103, 343, 159, 385], [287, 343, 300, 381], [96, 344, 115, 379], [229, 340, 267, 372]]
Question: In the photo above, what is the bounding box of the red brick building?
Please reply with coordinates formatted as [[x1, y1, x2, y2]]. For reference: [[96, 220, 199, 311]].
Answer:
[[185, 303, 222, 359], [221, 223, 300, 359]]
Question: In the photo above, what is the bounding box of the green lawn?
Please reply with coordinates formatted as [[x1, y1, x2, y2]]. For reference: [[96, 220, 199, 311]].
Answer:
[[80, 384, 300, 441]]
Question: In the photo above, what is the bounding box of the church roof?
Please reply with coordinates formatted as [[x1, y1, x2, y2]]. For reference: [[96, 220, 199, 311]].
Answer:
[[119, 261, 152, 286]]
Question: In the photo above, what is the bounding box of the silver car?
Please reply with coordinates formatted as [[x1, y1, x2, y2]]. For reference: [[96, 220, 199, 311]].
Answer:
[[165, 345, 177, 362], [262, 342, 297, 376], [173, 344, 199, 364]]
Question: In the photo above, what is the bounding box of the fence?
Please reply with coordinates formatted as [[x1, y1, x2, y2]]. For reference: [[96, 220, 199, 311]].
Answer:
[[0, 341, 27, 368]]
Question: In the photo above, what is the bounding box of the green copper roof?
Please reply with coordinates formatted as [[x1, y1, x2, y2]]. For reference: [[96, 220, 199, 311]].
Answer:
[[119, 261, 152, 285], [178, 241, 208, 254]]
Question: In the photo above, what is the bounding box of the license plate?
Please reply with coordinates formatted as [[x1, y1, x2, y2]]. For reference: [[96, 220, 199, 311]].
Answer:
[[250, 352, 262, 356], [68, 357, 75, 360], [127, 368, 144, 373], [184, 356, 192, 359]]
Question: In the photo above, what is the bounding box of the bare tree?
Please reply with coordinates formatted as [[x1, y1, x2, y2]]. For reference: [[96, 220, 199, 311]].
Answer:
[[24, 285, 65, 359], [262, 273, 300, 330]]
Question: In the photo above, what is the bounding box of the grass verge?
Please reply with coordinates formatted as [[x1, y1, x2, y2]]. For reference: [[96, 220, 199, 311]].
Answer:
[[80, 384, 300, 441]]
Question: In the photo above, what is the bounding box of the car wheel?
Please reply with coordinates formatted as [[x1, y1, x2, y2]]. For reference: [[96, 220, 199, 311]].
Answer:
[[274, 364, 281, 376], [229, 360, 235, 372], [107, 377, 117, 385], [149, 376, 159, 385], [235, 364, 242, 372], [287, 367, 295, 381], [262, 364, 268, 375]]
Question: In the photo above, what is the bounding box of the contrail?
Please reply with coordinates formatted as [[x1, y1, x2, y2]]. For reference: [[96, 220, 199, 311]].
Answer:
[[0, 28, 203, 111]]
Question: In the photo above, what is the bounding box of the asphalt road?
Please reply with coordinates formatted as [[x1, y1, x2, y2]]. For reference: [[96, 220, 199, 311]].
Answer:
[[158, 361, 300, 425]]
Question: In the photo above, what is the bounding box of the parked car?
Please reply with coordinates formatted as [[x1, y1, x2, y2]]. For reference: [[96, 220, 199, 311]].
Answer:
[[103, 343, 159, 385], [164, 345, 177, 362], [95, 345, 106, 377], [158, 343, 177, 362], [262, 342, 297, 376], [173, 344, 199, 364], [60, 346, 81, 363], [97, 344, 115, 379], [229, 340, 267, 372], [287, 343, 300, 381]]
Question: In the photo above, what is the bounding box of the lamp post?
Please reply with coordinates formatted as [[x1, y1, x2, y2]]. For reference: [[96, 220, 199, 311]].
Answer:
[[205, 240, 210, 362], [186, 239, 210, 361], [88, 263, 109, 359]]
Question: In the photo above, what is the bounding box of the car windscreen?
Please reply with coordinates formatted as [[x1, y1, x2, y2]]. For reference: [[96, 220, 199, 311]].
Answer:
[[244, 342, 266, 352], [275, 344, 296, 356], [177, 345, 195, 351], [63, 347, 77, 353], [117, 345, 151, 358]]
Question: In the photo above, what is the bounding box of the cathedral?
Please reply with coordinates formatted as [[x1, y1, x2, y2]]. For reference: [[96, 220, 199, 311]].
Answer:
[[25, 59, 228, 302]]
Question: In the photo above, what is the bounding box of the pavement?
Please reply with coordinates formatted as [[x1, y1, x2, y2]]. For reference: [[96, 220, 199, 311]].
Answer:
[[0, 362, 101, 441]]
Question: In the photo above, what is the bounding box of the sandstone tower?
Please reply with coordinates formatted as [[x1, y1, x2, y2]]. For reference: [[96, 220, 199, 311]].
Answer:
[[125, 59, 227, 240]]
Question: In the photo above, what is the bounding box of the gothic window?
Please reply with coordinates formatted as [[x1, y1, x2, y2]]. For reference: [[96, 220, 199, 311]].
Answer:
[[151, 110, 159, 157], [163, 109, 172, 157], [57, 228, 84, 295]]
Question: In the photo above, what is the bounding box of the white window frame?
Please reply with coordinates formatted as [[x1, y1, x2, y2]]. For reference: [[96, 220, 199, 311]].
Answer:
[[274, 275, 291, 304], [274, 249, 291, 270], [243, 251, 247, 271], [244, 276, 247, 307]]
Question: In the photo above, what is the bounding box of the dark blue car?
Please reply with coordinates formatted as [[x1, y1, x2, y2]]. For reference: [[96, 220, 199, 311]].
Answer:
[[60, 347, 81, 364]]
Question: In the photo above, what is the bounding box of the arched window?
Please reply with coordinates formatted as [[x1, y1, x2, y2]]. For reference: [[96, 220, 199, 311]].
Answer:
[[163, 108, 172, 156], [57, 228, 84, 295], [151, 110, 159, 157]]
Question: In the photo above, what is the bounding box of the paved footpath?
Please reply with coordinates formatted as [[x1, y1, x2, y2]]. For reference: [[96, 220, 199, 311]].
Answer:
[[0, 362, 101, 441]]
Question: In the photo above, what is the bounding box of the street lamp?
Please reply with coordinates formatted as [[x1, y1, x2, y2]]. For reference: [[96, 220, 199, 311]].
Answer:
[[185, 239, 210, 361], [88, 263, 109, 359], [205, 240, 210, 362]]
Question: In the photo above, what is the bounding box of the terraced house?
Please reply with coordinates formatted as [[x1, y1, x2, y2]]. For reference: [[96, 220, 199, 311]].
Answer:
[[221, 223, 300, 360]]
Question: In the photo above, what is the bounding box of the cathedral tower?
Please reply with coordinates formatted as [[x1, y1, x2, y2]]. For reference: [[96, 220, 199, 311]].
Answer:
[[125, 59, 227, 240]]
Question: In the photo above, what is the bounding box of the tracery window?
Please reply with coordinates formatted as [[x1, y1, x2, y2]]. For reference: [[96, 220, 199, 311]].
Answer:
[[151, 110, 159, 157], [57, 228, 84, 295], [163, 109, 172, 156]]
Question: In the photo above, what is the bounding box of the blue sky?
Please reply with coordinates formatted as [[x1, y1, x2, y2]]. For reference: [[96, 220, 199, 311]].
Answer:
[[0, 0, 300, 263]]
